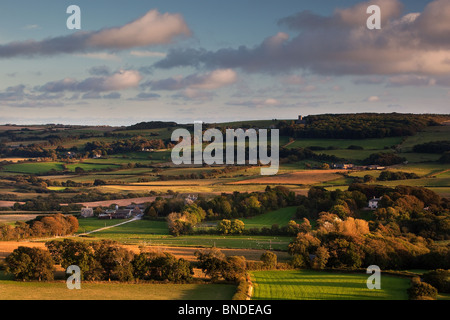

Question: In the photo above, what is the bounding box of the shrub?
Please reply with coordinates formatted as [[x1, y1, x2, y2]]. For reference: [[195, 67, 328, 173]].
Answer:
[[260, 251, 277, 269], [232, 274, 252, 300], [408, 277, 438, 300], [421, 269, 450, 293]]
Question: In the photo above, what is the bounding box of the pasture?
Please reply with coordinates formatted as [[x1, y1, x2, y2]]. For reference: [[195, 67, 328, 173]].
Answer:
[[286, 137, 402, 150], [240, 207, 298, 229], [3, 162, 64, 174], [229, 170, 346, 186], [83, 218, 291, 250], [399, 125, 450, 152], [0, 273, 236, 300], [250, 270, 410, 300]]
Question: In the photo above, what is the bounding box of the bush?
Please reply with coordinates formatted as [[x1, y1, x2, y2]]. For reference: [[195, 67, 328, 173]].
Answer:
[[232, 274, 252, 300], [260, 251, 277, 269], [421, 269, 450, 293], [408, 277, 438, 300]]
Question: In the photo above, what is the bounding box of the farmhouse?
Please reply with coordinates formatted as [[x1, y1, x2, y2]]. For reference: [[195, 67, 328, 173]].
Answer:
[[80, 207, 94, 218], [114, 209, 132, 219], [125, 203, 145, 215], [98, 213, 112, 219], [184, 194, 198, 205], [368, 197, 382, 210]]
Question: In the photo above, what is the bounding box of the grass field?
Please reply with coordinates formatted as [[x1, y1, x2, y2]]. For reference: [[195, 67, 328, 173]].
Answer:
[[286, 137, 402, 150], [250, 270, 410, 300], [3, 162, 64, 174], [399, 125, 450, 152], [82, 218, 291, 250], [77, 218, 137, 234], [239, 207, 298, 229], [0, 272, 235, 300]]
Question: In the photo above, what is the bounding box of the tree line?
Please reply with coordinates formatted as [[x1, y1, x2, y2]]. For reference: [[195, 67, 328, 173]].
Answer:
[[5, 240, 192, 283], [278, 113, 444, 139], [0, 214, 78, 241]]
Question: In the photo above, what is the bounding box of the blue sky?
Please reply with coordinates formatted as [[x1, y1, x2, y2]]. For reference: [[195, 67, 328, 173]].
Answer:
[[0, 0, 448, 125]]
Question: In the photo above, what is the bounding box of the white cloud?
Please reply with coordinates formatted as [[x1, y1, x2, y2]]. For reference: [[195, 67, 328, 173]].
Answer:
[[88, 10, 191, 49], [130, 51, 167, 58], [155, 0, 450, 77], [38, 70, 142, 93], [146, 69, 238, 91], [75, 52, 121, 61], [0, 10, 191, 58], [367, 96, 380, 102]]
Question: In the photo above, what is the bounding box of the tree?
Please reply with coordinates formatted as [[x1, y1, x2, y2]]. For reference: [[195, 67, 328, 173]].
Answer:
[[408, 278, 438, 300], [217, 219, 232, 235], [46, 239, 101, 281], [230, 220, 245, 235], [93, 240, 134, 281], [5, 246, 55, 281], [222, 256, 247, 283], [260, 251, 277, 269], [312, 246, 330, 270], [195, 248, 227, 282], [421, 270, 450, 293], [287, 220, 301, 235]]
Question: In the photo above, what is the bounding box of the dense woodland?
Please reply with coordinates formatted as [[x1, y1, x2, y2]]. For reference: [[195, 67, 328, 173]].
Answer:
[[278, 113, 446, 139]]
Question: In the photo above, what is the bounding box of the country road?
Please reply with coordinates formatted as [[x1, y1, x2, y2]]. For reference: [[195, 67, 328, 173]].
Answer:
[[77, 216, 142, 236]]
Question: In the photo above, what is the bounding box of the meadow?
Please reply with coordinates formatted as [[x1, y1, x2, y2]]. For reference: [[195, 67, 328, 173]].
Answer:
[[285, 137, 402, 150], [240, 207, 298, 229], [250, 270, 411, 300], [77, 218, 291, 250], [0, 271, 235, 300]]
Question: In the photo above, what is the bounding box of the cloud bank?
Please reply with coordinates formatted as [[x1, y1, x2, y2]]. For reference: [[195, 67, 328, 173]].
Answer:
[[0, 10, 191, 58], [153, 0, 450, 76], [37, 70, 142, 93]]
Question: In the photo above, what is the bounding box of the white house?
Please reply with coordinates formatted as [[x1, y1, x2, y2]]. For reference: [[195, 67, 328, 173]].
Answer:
[[368, 197, 382, 210], [80, 208, 94, 218]]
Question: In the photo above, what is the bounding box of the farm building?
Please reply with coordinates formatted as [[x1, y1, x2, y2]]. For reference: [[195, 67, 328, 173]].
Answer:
[[125, 203, 145, 215], [98, 213, 113, 220], [333, 163, 354, 170], [80, 208, 94, 218], [114, 209, 132, 219], [184, 194, 198, 205], [366, 165, 386, 170], [368, 197, 382, 210]]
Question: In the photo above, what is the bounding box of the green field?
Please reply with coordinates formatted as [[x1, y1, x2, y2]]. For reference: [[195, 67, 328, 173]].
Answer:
[[399, 125, 450, 152], [320, 149, 393, 161], [286, 137, 402, 150], [3, 162, 64, 174], [250, 270, 410, 300], [0, 272, 235, 300], [77, 218, 137, 234], [240, 207, 298, 229], [81, 218, 291, 250], [66, 162, 121, 172]]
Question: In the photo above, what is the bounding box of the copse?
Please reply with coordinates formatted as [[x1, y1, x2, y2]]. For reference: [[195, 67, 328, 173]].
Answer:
[[5, 246, 55, 281], [195, 248, 247, 283], [216, 219, 245, 235], [44, 239, 194, 283], [0, 213, 79, 240]]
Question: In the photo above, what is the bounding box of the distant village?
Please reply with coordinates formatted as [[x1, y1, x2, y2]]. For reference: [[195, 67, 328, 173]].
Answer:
[[79, 194, 198, 220]]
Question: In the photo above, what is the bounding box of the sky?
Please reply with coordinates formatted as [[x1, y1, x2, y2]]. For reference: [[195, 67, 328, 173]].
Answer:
[[0, 0, 449, 126]]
